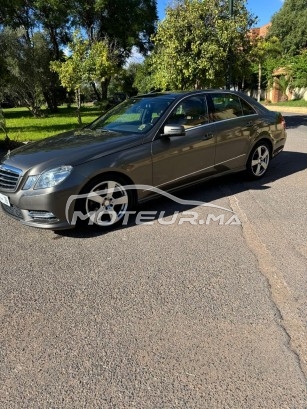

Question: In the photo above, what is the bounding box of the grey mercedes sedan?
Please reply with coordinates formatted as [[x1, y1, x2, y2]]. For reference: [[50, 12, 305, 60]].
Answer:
[[0, 90, 287, 230]]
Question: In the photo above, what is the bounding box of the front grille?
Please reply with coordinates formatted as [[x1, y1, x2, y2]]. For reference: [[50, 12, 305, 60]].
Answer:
[[0, 164, 23, 191], [1, 203, 24, 220]]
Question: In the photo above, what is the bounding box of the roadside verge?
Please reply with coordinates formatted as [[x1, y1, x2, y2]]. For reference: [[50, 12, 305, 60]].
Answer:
[[264, 105, 307, 114]]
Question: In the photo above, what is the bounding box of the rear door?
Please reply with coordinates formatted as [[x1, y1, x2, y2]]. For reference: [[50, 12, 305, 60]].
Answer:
[[207, 92, 258, 172]]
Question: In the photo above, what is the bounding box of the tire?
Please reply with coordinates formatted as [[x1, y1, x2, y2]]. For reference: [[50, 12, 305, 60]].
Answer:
[[76, 175, 135, 228], [246, 142, 271, 179]]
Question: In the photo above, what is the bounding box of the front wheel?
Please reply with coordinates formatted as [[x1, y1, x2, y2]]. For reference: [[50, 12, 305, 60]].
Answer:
[[77, 175, 134, 228], [247, 142, 271, 179]]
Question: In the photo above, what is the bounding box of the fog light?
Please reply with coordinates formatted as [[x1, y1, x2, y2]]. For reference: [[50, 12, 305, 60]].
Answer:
[[28, 210, 57, 220]]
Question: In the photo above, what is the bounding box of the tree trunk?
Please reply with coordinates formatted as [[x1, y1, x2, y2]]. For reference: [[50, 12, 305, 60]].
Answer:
[[194, 79, 201, 90], [31, 104, 43, 117], [91, 82, 102, 101], [0, 109, 9, 140], [75, 88, 82, 125], [257, 62, 262, 102], [48, 26, 61, 61], [43, 90, 58, 113], [101, 77, 111, 100]]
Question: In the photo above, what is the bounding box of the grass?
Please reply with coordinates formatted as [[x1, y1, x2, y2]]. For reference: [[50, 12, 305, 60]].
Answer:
[[0, 105, 102, 145], [264, 99, 307, 107]]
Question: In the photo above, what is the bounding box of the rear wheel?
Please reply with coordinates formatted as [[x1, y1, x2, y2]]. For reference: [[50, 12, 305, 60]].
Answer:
[[247, 142, 271, 179], [77, 175, 134, 228]]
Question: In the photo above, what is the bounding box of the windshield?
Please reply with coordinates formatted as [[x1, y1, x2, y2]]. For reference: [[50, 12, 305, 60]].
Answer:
[[88, 96, 175, 134]]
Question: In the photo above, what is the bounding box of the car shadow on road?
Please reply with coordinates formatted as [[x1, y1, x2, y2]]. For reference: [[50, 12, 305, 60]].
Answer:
[[55, 150, 307, 239], [283, 114, 307, 129]]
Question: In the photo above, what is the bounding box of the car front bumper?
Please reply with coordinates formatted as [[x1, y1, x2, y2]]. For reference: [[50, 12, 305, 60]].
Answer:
[[0, 176, 85, 230]]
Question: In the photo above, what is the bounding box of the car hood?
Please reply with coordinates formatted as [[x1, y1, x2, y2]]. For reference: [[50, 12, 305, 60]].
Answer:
[[2, 129, 143, 173]]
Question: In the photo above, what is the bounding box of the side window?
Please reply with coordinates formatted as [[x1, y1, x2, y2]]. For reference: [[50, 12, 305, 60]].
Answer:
[[240, 98, 257, 116], [166, 96, 209, 129], [211, 94, 243, 121]]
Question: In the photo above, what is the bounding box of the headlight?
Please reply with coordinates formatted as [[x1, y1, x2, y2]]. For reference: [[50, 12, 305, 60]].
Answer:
[[27, 166, 73, 190]]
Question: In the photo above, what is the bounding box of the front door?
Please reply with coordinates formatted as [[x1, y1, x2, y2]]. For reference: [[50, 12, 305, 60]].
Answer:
[[151, 95, 216, 189]]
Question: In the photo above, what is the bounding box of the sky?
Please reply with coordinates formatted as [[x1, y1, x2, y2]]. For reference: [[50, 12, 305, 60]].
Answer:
[[157, 0, 284, 27]]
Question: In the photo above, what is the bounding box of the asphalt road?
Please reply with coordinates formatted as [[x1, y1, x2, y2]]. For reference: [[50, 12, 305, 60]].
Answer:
[[1, 113, 307, 408]]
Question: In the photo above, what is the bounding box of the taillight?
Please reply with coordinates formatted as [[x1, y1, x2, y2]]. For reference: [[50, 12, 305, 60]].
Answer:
[[278, 114, 286, 129]]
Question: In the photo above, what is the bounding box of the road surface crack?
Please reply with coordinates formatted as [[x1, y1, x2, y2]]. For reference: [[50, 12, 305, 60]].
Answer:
[[229, 194, 307, 384]]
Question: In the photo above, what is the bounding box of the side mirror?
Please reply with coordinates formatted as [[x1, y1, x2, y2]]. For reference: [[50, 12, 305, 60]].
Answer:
[[162, 124, 185, 137]]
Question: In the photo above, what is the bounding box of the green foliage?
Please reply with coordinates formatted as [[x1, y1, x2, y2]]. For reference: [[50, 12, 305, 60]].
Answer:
[[265, 99, 307, 107], [289, 51, 307, 88], [51, 33, 89, 94], [0, 28, 53, 116], [262, 56, 284, 78], [71, 0, 157, 59], [69, 0, 157, 99], [150, 0, 256, 90], [251, 36, 282, 65], [133, 59, 157, 93], [51, 32, 119, 123], [0, 0, 158, 110], [0, 0, 71, 55], [50, 33, 119, 92], [0, 0, 72, 111], [262, 51, 307, 91], [250, 36, 282, 100], [269, 0, 307, 55], [51, 33, 89, 124], [108, 64, 139, 97], [84, 41, 118, 82]]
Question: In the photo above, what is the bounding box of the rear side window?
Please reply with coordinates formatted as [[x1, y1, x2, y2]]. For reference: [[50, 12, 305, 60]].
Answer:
[[241, 98, 256, 116], [210, 93, 256, 121]]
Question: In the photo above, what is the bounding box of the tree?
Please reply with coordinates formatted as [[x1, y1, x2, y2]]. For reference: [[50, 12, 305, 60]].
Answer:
[[251, 36, 282, 102], [150, 0, 255, 90], [0, 0, 71, 61], [289, 51, 307, 88], [71, 0, 158, 98], [71, 0, 157, 55], [33, 0, 73, 111], [133, 58, 157, 93], [0, 109, 9, 141], [51, 33, 89, 125], [108, 64, 139, 97], [0, 0, 34, 40], [0, 0, 158, 106], [51, 32, 118, 124], [0, 0, 72, 112], [266, 51, 307, 98], [269, 0, 307, 55], [0, 28, 53, 116]]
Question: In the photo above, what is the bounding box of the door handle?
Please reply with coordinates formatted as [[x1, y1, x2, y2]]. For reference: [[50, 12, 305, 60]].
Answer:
[[246, 121, 253, 127]]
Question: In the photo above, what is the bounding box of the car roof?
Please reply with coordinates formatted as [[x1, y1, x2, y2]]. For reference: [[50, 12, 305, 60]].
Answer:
[[137, 89, 253, 98], [134, 89, 268, 113]]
